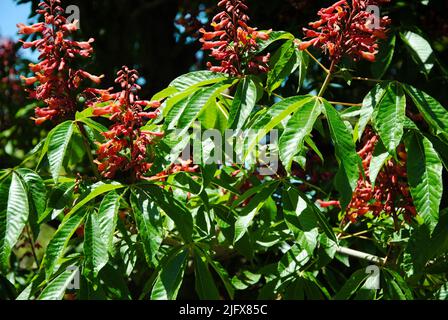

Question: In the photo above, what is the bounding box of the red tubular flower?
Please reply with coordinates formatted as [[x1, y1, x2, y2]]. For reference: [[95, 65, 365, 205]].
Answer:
[[298, 0, 391, 63], [91, 66, 163, 181], [319, 128, 416, 224], [17, 0, 103, 125], [200, 0, 271, 76]]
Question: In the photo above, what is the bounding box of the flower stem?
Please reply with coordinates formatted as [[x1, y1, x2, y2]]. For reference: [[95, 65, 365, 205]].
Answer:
[[304, 49, 329, 73], [317, 60, 336, 98]]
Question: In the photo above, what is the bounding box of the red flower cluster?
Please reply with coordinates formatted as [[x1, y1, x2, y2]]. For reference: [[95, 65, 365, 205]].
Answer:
[[298, 0, 391, 62], [319, 128, 416, 223], [91, 66, 163, 181], [200, 0, 270, 76], [18, 0, 103, 125]]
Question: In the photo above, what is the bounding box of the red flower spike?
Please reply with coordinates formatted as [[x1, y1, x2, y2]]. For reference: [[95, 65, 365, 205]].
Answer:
[[201, 0, 271, 76], [17, 0, 103, 125], [298, 0, 391, 63]]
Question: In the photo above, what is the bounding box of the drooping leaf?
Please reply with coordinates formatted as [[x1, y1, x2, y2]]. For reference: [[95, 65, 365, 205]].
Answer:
[[42, 209, 87, 278], [404, 85, 448, 144], [369, 139, 390, 187], [16, 168, 46, 218], [267, 40, 300, 93], [323, 101, 361, 209], [400, 30, 435, 76], [97, 191, 120, 252], [130, 188, 163, 266], [83, 210, 110, 278], [193, 249, 220, 300], [333, 269, 369, 300], [405, 132, 443, 232], [151, 249, 188, 300], [0, 172, 29, 272]]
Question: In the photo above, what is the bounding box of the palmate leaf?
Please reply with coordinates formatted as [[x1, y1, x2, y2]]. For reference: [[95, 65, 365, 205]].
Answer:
[[0, 172, 29, 272], [47, 121, 74, 183], [151, 249, 188, 300], [130, 188, 163, 267], [279, 97, 322, 173], [372, 82, 406, 154], [323, 101, 361, 209], [405, 132, 443, 232]]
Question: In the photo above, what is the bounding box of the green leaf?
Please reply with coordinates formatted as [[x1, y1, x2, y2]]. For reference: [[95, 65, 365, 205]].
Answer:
[[369, 139, 390, 187], [169, 71, 228, 92], [372, 82, 406, 154], [38, 266, 79, 300], [404, 85, 448, 143], [400, 30, 435, 76], [130, 188, 163, 266], [245, 95, 313, 159], [267, 40, 299, 93], [0, 172, 29, 272], [279, 97, 322, 172], [47, 121, 74, 183], [84, 210, 110, 278], [333, 269, 369, 300], [323, 101, 361, 209], [193, 249, 220, 300], [234, 181, 279, 243], [253, 31, 295, 54], [173, 82, 232, 135], [405, 132, 443, 232], [16, 169, 46, 219], [65, 182, 124, 220], [228, 78, 257, 130], [151, 249, 188, 300], [143, 184, 193, 242], [97, 191, 120, 252], [42, 209, 87, 278], [371, 34, 396, 79], [358, 83, 388, 141]]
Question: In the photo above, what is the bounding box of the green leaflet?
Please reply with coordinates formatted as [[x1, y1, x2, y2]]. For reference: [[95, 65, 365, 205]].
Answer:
[[404, 85, 448, 144], [405, 132, 443, 232], [47, 121, 74, 183], [227, 77, 258, 130], [130, 188, 163, 267], [323, 101, 361, 209], [41, 209, 87, 278], [151, 249, 188, 300], [279, 97, 322, 173], [372, 82, 406, 154], [0, 172, 29, 272]]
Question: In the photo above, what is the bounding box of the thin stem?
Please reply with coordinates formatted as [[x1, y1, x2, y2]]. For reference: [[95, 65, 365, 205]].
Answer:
[[76, 122, 100, 179], [26, 225, 39, 268], [317, 60, 336, 98], [304, 49, 329, 73], [327, 101, 362, 107]]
